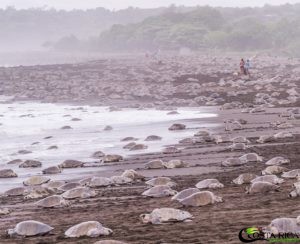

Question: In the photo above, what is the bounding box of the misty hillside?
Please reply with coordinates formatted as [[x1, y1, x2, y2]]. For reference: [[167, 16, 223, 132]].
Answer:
[[0, 7, 166, 52], [52, 4, 300, 56]]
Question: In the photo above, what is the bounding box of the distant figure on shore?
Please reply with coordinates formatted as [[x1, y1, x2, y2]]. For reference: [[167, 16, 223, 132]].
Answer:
[[244, 59, 251, 75], [240, 58, 246, 75]]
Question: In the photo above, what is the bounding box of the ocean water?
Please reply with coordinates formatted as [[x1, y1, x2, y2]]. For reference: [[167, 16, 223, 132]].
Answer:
[[0, 101, 218, 191]]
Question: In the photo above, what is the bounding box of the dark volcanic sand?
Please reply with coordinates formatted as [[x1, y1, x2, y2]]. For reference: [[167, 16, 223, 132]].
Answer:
[[0, 108, 299, 244]]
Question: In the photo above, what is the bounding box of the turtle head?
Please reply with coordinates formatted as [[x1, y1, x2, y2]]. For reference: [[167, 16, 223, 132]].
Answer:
[[7, 228, 16, 237], [140, 213, 151, 224], [289, 190, 298, 198]]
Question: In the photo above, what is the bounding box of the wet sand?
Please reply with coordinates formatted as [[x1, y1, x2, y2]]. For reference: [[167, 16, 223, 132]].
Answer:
[[0, 107, 299, 244]]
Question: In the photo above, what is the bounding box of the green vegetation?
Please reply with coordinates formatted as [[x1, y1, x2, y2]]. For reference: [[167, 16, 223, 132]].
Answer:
[[85, 4, 300, 56]]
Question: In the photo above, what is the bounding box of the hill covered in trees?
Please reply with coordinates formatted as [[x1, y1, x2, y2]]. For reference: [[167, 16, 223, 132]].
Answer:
[[52, 4, 300, 56]]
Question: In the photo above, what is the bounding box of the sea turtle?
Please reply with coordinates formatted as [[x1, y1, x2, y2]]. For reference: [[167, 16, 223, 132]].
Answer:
[[23, 176, 50, 186], [94, 241, 127, 244], [251, 175, 284, 184], [78, 178, 92, 186], [145, 177, 176, 187], [265, 218, 300, 235], [65, 221, 112, 238], [145, 135, 162, 141], [232, 173, 258, 185], [129, 144, 148, 151], [121, 169, 145, 181], [232, 136, 250, 144], [42, 166, 61, 174], [0, 169, 17, 178], [171, 188, 200, 201], [228, 143, 247, 151], [59, 160, 84, 168], [221, 158, 243, 167], [4, 187, 28, 196], [168, 123, 186, 131], [89, 177, 111, 187], [123, 142, 136, 149], [110, 176, 133, 185], [62, 187, 96, 199], [214, 135, 231, 144], [24, 186, 55, 199], [247, 182, 279, 194], [289, 184, 300, 198], [195, 179, 224, 189], [273, 131, 293, 139], [257, 135, 275, 143], [144, 160, 164, 169], [194, 130, 210, 137], [179, 191, 223, 207], [35, 195, 69, 208], [103, 154, 123, 163], [91, 151, 105, 159], [0, 208, 10, 215], [7, 220, 53, 237], [239, 153, 263, 163], [225, 120, 242, 131], [163, 147, 181, 154], [43, 180, 65, 190], [265, 157, 290, 166], [19, 160, 42, 168], [262, 166, 288, 175], [163, 159, 187, 169], [121, 137, 138, 142], [140, 208, 192, 224], [282, 169, 300, 179], [142, 185, 177, 198], [58, 182, 81, 192]]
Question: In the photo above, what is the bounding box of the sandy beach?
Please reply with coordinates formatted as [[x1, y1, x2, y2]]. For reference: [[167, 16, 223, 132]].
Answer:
[[0, 54, 299, 244]]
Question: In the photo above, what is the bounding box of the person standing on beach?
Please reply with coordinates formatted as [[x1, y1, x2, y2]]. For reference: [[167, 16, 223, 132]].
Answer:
[[240, 58, 246, 75], [244, 59, 251, 75]]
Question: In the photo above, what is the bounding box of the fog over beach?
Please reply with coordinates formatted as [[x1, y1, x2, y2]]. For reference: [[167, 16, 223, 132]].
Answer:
[[0, 1, 299, 243]]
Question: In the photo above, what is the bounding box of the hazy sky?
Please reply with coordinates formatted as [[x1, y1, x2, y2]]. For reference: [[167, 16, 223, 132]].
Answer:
[[1, 0, 300, 10]]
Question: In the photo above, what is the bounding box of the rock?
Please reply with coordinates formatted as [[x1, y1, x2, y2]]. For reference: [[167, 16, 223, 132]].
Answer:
[[163, 159, 187, 169], [144, 159, 164, 169], [145, 177, 176, 187], [91, 151, 105, 159], [65, 221, 112, 238], [142, 185, 177, 198], [103, 154, 123, 163], [171, 188, 200, 201], [145, 135, 162, 141], [163, 146, 181, 154], [19, 160, 42, 168], [251, 175, 284, 184], [89, 177, 111, 187], [195, 179, 224, 189], [179, 191, 223, 207], [247, 182, 279, 194], [4, 187, 28, 196], [233, 173, 258, 185], [23, 176, 50, 186], [7, 220, 53, 237], [35, 195, 69, 208], [168, 123, 186, 131], [0, 169, 17, 178], [60, 160, 84, 168], [129, 144, 148, 151], [42, 166, 61, 174], [62, 187, 96, 199], [265, 157, 290, 166], [141, 208, 192, 224]]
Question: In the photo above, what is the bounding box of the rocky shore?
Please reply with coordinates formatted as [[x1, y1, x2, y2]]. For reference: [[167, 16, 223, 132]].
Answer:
[[0, 54, 299, 243]]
